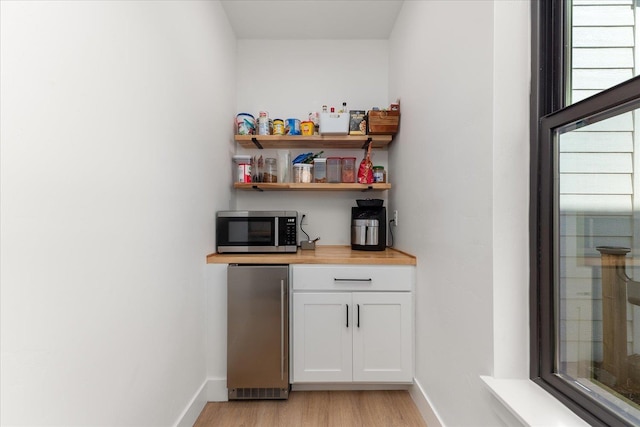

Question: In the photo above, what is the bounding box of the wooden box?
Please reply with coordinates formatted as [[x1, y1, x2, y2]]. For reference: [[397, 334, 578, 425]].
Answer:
[[367, 110, 400, 135]]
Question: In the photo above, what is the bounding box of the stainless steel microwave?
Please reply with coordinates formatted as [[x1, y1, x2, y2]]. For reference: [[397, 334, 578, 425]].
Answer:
[[216, 210, 298, 253]]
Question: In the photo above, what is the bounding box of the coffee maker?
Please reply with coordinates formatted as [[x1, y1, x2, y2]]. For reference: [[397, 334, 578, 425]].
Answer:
[[351, 199, 386, 251]]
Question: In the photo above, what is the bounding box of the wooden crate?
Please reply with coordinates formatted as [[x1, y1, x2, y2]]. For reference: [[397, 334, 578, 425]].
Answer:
[[367, 110, 400, 135]]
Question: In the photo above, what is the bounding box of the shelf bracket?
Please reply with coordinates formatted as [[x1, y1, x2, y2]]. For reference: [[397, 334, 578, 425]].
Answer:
[[251, 137, 264, 149], [251, 185, 264, 192], [361, 137, 373, 150], [362, 185, 374, 192]]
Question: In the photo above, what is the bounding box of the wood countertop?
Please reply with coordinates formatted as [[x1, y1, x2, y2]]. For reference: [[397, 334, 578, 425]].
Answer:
[[206, 245, 416, 266]]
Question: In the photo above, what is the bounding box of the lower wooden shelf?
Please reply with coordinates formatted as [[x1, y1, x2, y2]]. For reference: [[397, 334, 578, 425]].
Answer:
[[234, 182, 391, 191]]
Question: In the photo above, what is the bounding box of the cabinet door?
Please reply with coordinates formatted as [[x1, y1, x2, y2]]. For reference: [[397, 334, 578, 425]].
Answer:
[[352, 292, 413, 382], [292, 293, 352, 382]]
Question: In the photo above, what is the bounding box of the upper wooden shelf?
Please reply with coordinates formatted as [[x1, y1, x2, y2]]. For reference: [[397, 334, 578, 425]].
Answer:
[[234, 134, 393, 150]]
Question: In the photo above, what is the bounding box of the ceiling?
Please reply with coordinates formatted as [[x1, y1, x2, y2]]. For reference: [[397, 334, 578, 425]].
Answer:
[[220, 0, 405, 40]]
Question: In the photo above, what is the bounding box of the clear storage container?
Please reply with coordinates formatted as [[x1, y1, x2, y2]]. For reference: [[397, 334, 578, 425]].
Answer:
[[293, 163, 313, 183], [263, 157, 278, 183], [232, 154, 252, 183], [327, 157, 341, 183], [341, 157, 356, 183], [313, 158, 327, 183]]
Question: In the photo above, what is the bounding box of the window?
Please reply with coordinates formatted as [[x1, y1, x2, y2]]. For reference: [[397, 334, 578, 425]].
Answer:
[[532, 1, 640, 426]]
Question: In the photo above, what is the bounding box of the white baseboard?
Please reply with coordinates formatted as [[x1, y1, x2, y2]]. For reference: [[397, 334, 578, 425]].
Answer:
[[206, 377, 228, 402], [292, 383, 410, 391], [177, 378, 440, 427], [174, 378, 227, 427], [174, 380, 208, 427], [410, 378, 444, 427]]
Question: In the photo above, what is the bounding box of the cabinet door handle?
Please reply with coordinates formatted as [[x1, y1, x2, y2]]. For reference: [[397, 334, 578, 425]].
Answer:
[[334, 278, 372, 282], [357, 304, 360, 328], [346, 304, 349, 328]]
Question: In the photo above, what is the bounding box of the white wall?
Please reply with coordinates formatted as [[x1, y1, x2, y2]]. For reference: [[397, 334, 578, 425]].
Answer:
[[233, 39, 391, 244], [389, 1, 530, 425], [1, 1, 532, 425], [0, 1, 235, 425]]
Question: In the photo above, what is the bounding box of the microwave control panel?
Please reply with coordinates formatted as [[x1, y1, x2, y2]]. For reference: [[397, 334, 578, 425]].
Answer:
[[281, 217, 297, 246]]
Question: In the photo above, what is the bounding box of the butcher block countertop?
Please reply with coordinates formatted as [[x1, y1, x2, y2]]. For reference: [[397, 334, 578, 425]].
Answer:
[[206, 245, 416, 266]]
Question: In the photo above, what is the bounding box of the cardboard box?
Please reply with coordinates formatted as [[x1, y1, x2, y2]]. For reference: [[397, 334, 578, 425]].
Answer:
[[349, 110, 367, 135], [367, 110, 400, 135], [319, 112, 349, 135]]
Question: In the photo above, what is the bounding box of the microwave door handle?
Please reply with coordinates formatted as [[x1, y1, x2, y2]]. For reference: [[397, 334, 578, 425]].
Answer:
[[274, 217, 279, 247]]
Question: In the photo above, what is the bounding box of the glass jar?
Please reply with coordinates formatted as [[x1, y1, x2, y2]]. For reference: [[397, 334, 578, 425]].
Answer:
[[373, 166, 386, 183], [263, 157, 278, 183], [341, 157, 356, 183], [293, 163, 313, 183], [313, 158, 327, 183], [327, 157, 341, 183]]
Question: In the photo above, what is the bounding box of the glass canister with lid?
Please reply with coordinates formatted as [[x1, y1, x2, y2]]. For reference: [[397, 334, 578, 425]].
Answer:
[[263, 157, 278, 183], [313, 158, 327, 183], [293, 163, 313, 183], [327, 157, 341, 183], [341, 157, 356, 183]]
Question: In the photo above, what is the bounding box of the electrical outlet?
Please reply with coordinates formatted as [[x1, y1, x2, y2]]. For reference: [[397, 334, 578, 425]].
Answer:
[[300, 213, 309, 225], [393, 210, 398, 226]]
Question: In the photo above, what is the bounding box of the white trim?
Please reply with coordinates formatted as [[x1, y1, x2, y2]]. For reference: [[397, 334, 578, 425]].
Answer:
[[291, 383, 410, 391], [177, 378, 439, 426], [174, 378, 227, 427], [206, 377, 228, 402], [173, 380, 208, 427], [481, 376, 590, 427], [409, 378, 444, 427]]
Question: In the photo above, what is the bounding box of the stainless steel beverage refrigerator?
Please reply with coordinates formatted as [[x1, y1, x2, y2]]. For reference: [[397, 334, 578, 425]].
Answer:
[[227, 264, 289, 400]]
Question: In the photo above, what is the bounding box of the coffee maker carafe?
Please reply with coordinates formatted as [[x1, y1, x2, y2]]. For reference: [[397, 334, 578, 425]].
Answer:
[[351, 199, 386, 251]]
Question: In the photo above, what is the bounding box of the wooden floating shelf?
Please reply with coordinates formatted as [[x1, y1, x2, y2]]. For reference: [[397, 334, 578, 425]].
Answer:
[[234, 182, 392, 191], [234, 134, 393, 150]]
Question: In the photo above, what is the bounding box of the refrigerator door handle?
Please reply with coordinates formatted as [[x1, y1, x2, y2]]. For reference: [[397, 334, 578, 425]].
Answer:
[[280, 278, 285, 381]]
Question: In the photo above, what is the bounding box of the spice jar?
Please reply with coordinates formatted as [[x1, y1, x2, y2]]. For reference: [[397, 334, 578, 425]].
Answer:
[[341, 157, 356, 183], [373, 166, 386, 183], [263, 158, 278, 182]]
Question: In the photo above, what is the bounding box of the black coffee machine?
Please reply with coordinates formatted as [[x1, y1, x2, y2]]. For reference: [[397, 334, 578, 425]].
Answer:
[[351, 199, 386, 251]]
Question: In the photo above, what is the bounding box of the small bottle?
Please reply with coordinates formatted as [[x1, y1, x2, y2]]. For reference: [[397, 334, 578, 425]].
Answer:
[[330, 106, 335, 113], [322, 105, 328, 113], [258, 111, 270, 135], [341, 102, 347, 113]]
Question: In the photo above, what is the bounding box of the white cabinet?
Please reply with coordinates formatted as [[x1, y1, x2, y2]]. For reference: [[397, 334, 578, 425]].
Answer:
[[292, 292, 353, 382], [352, 292, 412, 382], [291, 265, 414, 384]]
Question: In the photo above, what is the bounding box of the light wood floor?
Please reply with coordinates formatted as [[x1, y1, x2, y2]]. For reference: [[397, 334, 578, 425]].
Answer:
[[194, 390, 427, 427]]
